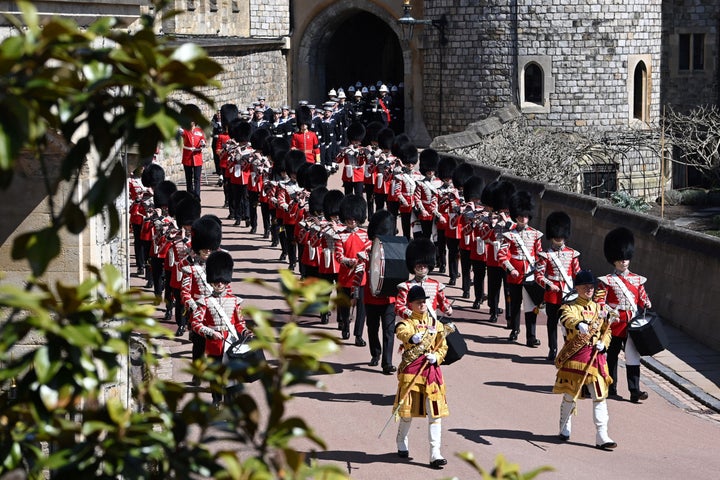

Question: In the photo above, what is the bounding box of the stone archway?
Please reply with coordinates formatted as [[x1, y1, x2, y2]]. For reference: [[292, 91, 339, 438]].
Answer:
[[294, 1, 430, 144]]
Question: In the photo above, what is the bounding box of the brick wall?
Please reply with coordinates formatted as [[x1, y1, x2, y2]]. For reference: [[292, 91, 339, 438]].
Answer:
[[250, 0, 289, 37]]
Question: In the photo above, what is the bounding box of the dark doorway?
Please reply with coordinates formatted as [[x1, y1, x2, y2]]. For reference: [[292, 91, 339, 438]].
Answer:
[[324, 12, 403, 92]]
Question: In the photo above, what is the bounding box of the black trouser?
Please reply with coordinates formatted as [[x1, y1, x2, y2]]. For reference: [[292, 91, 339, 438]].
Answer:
[[546, 302, 561, 354], [248, 191, 260, 229], [446, 237, 459, 281], [436, 229, 447, 269], [364, 184, 375, 218], [338, 286, 366, 338], [183, 164, 202, 198], [343, 181, 364, 196], [374, 193, 387, 213], [211, 137, 220, 174], [607, 335, 627, 394], [400, 212, 411, 240], [140, 239, 152, 281], [163, 268, 174, 305], [365, 302, 396, 368], [207, 354, 223, 403], [418, 219, 433, 239], [131, 223, 144, 272], [260, 202, 270, 234], [486, 265, 507, 317], [231, 183, 248, 221], [460, 249, 472, 294], [386, 200, 399, 217], [507, 282, 544, 339], [471, 259, 487, 303], [190, 329, 206, 363], [285, 223, 297, 266], [150, 257, 164, 296], [172, 287, 184, 327]]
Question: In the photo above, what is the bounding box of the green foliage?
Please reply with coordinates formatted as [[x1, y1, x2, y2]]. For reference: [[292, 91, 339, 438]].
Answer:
[[610, 190, 651, 213], [0, 265, 349, 479], [0, 0, 221, 276], [453, 453, 554, 480]]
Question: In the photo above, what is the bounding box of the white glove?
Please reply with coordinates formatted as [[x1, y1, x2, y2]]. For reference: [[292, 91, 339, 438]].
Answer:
[[410, 333, 422, 344], [425, 353, 437, 364], [426, 326, 437, 335], [595, 341, 606, 352], [577, 322, 589, 334]]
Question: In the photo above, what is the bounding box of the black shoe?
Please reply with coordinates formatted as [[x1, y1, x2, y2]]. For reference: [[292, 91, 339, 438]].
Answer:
[[320, 313, 330, 324], [249, 227, 257, 234], [430, 458, 447, 469], [558, 433, 570, 442], [508, 330, 519, 342], [596, 441, 618, 450], [137, 267, 145, 276], [289, 262, 296, 271], [342, 330, 351, 340], [279, 253, 287, 261], [472, 299, 481, 309], [383, 365, 397, 375], [270, 240, 279, 247], [527, 338, 541, 348], [355, 336, 366, 347], [144, 280, 153, 289], [461, 290, 470, 299], [488, 314, 498, 323], [175, 325, 186, 337], [498, 307, 504, 314], [448, 277, 456, 286], [226, 213, 234, 220], [263, 230, 270, 239], [630, 391, 649, 403], [369, 356, 379, 367], [233, 219, 241, 226], [438, 264, 446, 274], [191, 375, 201, 387], [547, 349, 557, 362], [397, 450, 409, 458], [245, 220, 251, 228], [163, 308, 173, 321]]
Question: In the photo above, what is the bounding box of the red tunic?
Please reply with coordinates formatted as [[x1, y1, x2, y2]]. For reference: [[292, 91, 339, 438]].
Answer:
[[181, 126, 206, 167], [291, 131, 320, 163]]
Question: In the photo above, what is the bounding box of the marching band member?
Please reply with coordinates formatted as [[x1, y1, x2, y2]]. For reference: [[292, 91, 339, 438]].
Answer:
[[362, 121, 384, 218], [148, 181, 178, 298], [554, 270, 617, 450], [435, 156, 459, 281], [394, 142, 421, 240], [295, 164, 328, 277], [319, 190, 345, 324], [499, 191, 545, 345], [372, 128, 397, 214], [335, 122, 367, 196], [298, 186, 328, 281], [596, 227, 652, 403], [131, 164, 164, 277], [334, 194, 371, 345], [291, 105, 320, 164], [451, 162, 476, 296], [167, 196, 201, 336], [462, 176, 488, 310], [277, 150, 309, 271], [413, 148, 442, 240], [225, 120, 254, 227], [247, 128, 272, 235], [535, 211, 581, 361]]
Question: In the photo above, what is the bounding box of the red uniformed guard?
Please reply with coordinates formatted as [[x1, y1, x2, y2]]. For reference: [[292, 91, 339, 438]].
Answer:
[[181, 117, 206, 198]]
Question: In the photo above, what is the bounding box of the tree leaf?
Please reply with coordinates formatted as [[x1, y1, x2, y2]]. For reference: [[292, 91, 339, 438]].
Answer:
[[12, 227, 61, 276]]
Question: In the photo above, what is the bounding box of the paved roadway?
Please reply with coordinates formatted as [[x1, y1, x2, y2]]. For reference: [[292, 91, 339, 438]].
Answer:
[[135, 172, 720, 480]]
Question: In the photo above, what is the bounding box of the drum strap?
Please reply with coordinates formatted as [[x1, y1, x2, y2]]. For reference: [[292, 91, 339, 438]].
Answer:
[[548, 250, 572, 294], [611, 274, 638, 316]]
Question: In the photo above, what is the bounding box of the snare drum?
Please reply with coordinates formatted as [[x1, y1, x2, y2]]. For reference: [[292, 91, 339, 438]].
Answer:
[[369, 235, 409, 297]]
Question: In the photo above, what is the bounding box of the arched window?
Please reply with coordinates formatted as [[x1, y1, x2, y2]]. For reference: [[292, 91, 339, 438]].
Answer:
[[633, 61, 647, 121], [524, 63, 543, 104]]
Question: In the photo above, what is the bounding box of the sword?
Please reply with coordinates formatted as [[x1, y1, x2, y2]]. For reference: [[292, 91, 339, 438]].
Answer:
[[378, 358, 429, 438]]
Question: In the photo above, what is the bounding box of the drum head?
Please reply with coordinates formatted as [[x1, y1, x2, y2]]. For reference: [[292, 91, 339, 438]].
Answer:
[[369, 235, 409, 297]]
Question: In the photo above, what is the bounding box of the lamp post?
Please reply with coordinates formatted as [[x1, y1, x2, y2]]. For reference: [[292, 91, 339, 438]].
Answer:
[[397, 0, 447, 136]]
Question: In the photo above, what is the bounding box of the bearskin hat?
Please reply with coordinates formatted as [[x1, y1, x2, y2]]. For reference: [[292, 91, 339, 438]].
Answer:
[[339, 194, 368, 224], [168, 190, 196, 219], [377, 127, 396, 150], [153, 180, 177, 208], [205, 250, 234, 284], [309, 186, 328, 215], [302, 163, 328, 190], [286, 149, 307, 176], [296, 105, 313, 127], [347, 122, 366, 143], [250, 127, 271, 150], [546, 211, 572, 240], [438, 156, 458, 180], [174, 197, 202, 227], [363, 121, 385, 147], [397, 142, 418, 166], [463, 176, 485, 202], [220, 103, 239, 126], [508, 191, 534, 220], [452, 162, 475, 190], [367, 209, 397, 239], [266, 136, 290, 160], [483, 180, 516, 212], [603, 227, 635, 264], [141, 163, 165, 189], [419, 148, 439, 175], [391, 133, 411, 157], [191, 216, 222, 253], [405, 238, 436, 272], [323, 190, 345, 220], [229, 118, 252, 143]]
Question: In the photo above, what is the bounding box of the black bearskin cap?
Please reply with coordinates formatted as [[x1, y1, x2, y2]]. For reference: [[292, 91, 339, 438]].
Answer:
[[438, 156, 458, 180], [367, 209, 396, 239], [339, 194, 367, 224], [191, 216, 222, 253], [463, 176, 485, 202], [175, 197, 202, 227], [267, 136, 290, 160], [377, 128, 396, 150], [483, 180, 516, 211], [229, 119, 252, 143], [546, 211, 572, 240], [397, 142, 418, 166], [508, 191, 534, 220], [153, 180, 177, 208], [419, 149, 439, 175], [296, 105, 313, 127], [141, 163, 165, 189], [323, 190, 345, 220], [452, 162, 475, 190], [604, 227, 635, 264], [309, 187, 328, 215], [405, 238, 436, 272], [363, 121, 385, 147], [220, 103, 239, 126], [286, 149, 307, 175], [250, 127, 271, 150], [205, 250, 234, 284], [391, 133, 411, 157], [347, 122, 366, 143], [303, 163, 328, 190], [168, 190, 195, 218]]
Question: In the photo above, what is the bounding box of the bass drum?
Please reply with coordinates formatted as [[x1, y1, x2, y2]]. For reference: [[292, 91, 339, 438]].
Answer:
[[369, 235, 409, 297]]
